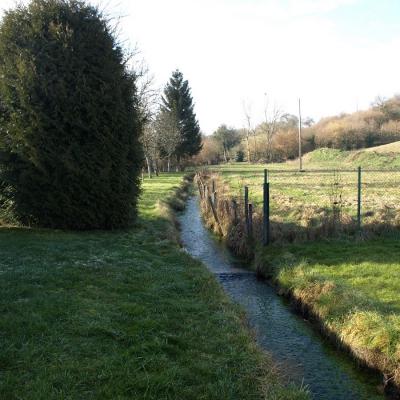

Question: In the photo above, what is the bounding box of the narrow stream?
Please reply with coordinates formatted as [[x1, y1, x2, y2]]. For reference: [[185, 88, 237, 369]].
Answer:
[[179, 196, 384, 400]]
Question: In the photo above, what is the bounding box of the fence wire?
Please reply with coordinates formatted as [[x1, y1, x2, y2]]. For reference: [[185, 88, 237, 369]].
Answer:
[[215, 168, 400, 242]]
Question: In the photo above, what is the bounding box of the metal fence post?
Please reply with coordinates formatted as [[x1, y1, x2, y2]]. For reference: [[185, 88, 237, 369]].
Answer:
[[357, 166, 362, 232], [244, 186, 249, 235], [263, 169, 270, 245]]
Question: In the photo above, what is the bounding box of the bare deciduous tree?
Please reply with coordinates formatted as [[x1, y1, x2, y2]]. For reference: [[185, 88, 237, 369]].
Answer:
[[213, 125, 240, 162], [141, 123, 159, 178], [135, 60, 160, 178], [156, 111, 181, 172], [262, 93, 282, 162], [242, 100, 254, 163]]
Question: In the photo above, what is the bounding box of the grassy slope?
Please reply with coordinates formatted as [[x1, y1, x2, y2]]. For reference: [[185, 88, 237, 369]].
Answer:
[[214, 145, 400, 171], [364, 141, 400, 153], [303, 146, 400, 169], [0, 173, 306, 400]]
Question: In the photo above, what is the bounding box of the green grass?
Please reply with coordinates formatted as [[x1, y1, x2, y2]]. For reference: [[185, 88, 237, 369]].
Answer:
[[212, 145, 400, 172], [208, 149, 400, 234], [258, 238, 400, 385], [306, 147, 400, 169], [0, 173, 307, 400], [201, 156, 400, 387]]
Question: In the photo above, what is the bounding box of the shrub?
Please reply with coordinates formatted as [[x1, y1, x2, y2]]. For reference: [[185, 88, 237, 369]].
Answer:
[[0, 0, 142, 229], [235, 150, 245, 162]]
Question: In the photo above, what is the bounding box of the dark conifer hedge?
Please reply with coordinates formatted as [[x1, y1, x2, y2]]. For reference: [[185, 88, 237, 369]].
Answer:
[[0, 0, 142, 229]]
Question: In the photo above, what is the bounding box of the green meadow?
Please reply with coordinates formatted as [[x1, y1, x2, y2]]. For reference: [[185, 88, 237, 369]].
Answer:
[[210, 148, 400, 233], [0, 173, 306, 400], [205, 147, 400, 388]]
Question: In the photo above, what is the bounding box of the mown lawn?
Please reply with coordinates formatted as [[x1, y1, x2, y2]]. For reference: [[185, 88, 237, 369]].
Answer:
[[259, 237, 400, 387], [0, 173, 306, 400]]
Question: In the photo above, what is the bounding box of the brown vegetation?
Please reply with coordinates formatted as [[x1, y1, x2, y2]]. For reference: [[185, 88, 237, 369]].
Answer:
[[195, 171, 400, 397], [193, 95, 400, 166], [195, 169, 400, 260]]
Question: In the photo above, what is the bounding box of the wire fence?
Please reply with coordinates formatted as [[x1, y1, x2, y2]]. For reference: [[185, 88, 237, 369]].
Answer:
[[197, 168, 400, 245]]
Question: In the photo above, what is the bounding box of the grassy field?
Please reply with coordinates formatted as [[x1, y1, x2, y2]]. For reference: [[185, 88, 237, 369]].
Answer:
[[0, 173, 307, 400], [258, 238, 400, 389], [198, 148, 400, 391], [209, 148, 400, 240]]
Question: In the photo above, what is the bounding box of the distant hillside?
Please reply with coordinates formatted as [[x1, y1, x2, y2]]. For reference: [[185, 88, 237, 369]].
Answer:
[[301, 146, 400, 169], [195, 96, 400, 167], [363, 140, 400, 153], [304, 95, 400, 152]]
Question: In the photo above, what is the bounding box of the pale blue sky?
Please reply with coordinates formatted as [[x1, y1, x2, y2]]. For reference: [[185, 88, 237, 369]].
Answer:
[[1, 0, 400, 133]]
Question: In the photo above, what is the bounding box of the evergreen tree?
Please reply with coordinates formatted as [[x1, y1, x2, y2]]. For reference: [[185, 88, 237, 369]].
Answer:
[[213, 125, 240, 162], [0, 0, 143, 229], [161, 70, 202, 163]]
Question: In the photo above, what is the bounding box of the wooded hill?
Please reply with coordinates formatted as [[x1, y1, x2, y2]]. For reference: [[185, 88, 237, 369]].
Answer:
[[195, 95, 400, 165]]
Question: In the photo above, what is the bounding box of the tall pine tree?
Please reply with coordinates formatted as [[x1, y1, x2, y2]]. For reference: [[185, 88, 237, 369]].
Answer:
[[161, 70, 202, 165]]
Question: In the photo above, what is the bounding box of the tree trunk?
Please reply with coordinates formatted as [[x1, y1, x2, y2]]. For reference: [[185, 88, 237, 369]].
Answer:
[[145, 156, 152, 178], [253, 134, 257, 161], [167, 156, 171, 172], [153, 159, 159, 176], [246, 134, 251, 163], [266, 133, 273, 162], [223, 146, 227, 163]]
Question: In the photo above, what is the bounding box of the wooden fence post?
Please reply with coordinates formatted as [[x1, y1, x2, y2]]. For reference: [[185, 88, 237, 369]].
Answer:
[[212, 180, 218, 207], [197, 179, 203, 199], [248, 203, 253, 238], [224, 199, 230, 217], [208, 195, 223, 236], [232, 199, 238, 223]]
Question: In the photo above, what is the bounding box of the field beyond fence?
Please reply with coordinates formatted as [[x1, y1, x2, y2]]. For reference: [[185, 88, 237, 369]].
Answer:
[[196, 167, 400, 249]]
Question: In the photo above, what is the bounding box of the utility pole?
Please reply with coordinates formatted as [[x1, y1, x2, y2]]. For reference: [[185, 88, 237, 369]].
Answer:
[[298, 98, 303, 171]]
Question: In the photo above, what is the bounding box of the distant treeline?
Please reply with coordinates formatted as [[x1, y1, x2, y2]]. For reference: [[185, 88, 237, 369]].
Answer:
[[194, 95, 400, 165]]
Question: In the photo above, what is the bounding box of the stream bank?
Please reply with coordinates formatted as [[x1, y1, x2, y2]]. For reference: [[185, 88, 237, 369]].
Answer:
[[179, 195, 385, 400]]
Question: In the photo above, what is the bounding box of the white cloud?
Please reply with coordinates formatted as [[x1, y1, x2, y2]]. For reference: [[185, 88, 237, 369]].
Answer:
[[287, 0, 358, 16]]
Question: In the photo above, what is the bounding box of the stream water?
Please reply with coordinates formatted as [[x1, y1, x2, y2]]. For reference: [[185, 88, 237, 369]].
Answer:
[[178, 196, 385, 400]]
